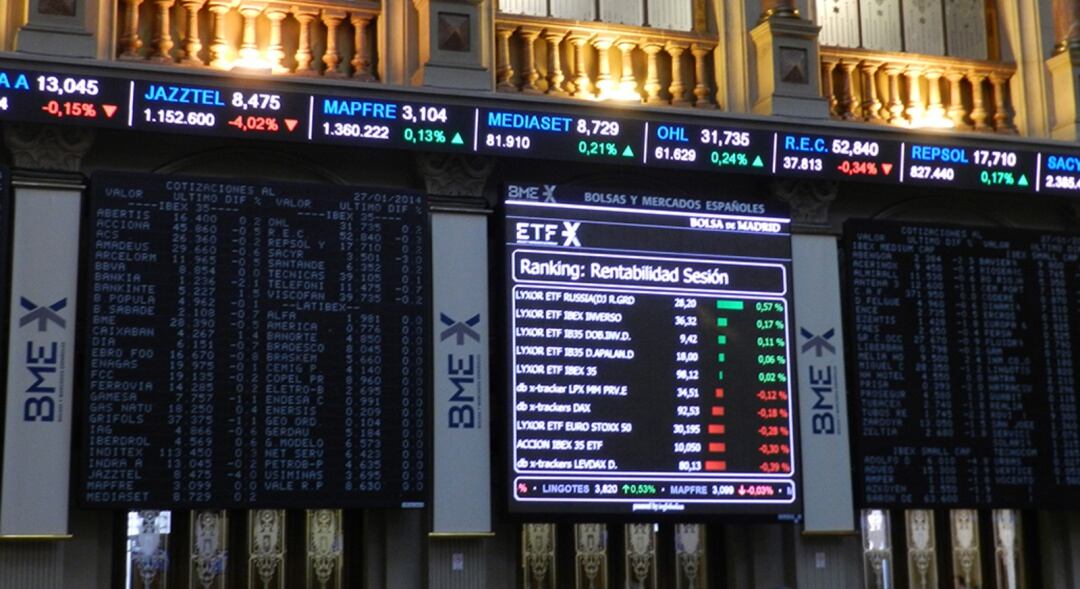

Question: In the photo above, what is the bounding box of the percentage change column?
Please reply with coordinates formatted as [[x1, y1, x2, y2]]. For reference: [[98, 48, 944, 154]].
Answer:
[[750, 300, 793, 475]]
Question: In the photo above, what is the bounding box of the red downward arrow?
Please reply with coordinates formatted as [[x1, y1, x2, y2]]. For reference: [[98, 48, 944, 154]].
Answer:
[[881, 163, 893, 175], [102, 104, 118, 118], [284, 118, 298, 132]]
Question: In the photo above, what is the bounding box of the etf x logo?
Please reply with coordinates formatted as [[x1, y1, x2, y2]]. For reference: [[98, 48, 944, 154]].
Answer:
[[800, 327, 835, 356], [20, 297, 67, 331], [440, 313, 480, 345], [514, 221, 581, 246], [560, 221, 581, 246]]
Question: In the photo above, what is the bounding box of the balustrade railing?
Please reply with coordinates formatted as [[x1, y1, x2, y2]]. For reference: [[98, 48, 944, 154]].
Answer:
[[496, 15, 719, 108], [115, 0, 379, 80], [820, 47, 1016, 133]]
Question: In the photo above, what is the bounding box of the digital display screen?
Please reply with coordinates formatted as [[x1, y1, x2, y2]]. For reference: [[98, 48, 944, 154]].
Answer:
[[505, 184, 799, 516], [645, 123, 772, 172], [845, 220, 1080, 508], [775, 132, 902, 181], [131, 80, 310, 139], [314, 96, 473, 149], [476, 109, 646, 163], [82, 172, 427, 508], [902, 143, 1037, 191], [0, 60, 1077, 198], [0, 70, 129, 128]]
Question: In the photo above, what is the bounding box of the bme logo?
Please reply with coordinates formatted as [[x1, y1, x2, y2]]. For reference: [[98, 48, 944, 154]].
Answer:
[[441, 313, 482, 429], [18, 297, 67, 422], [506, 184, 557, 202], [440, 313, 480, 345], [800, 327, 839, 435], [20, 298, 66, 331]]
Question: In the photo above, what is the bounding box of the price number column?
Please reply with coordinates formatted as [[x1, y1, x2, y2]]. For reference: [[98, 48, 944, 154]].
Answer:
[[341, 202, 359, 493], [165, 190, 192, 503], [914, 245, 959, 503], [673, 297, 704, 473], [351, 194, 385, 493], [1036, 240, 1080, 487], [187, 200, 220, 503]]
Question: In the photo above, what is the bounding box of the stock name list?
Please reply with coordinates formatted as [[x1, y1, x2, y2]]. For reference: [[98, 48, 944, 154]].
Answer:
[[847, 221, 1080, 508], [82, 172, 426, 508]]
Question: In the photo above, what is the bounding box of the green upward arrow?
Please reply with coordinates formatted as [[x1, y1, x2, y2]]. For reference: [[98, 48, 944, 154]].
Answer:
[[1017, 174, 1029, 187], [451, 132, 465, 145], [622, 145, 635, 158], [752, 155, 765, 168]]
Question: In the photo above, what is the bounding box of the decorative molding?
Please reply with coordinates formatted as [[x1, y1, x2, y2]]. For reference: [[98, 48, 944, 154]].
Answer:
[[861, 509, 893, 589], [522, 523, 556, 589], [248, 510, 286, 589], [761, 0, 800, 20], [190, 511, 228, 589], [574, 523, 607, 589], [2, 123, 94, 173], [624, 523, 656, 589], [950, 510, 981, 589], [415, 153, 495, 202], [675, 524, 706, 589], [770, 179, 839, 229], [906, 509, 937, 589], [306, 509, 343, 589], [993, 510, 1022, 589], [133, 511, 170, 589]]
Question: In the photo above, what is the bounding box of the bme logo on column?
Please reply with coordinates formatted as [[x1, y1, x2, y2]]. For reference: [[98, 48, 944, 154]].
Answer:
[[440, 313, 482, 429], [18, 297, 67, 422]]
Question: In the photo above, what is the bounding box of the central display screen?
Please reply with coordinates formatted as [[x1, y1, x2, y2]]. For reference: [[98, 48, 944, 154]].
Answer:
[[505, 184, 798, 515]]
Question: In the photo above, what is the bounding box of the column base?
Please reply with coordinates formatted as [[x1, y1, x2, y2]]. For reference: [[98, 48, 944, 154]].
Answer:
[[411, 63, 491, 90], [16, 24, 96, 58]]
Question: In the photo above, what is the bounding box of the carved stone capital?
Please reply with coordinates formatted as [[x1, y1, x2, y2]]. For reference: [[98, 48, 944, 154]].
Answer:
[[415, 153, 495, 206], [760, 0, 800, 21], [3, 123, 94, 173], [1064, 202, 1080, 231], [770, 179, 838, 229]]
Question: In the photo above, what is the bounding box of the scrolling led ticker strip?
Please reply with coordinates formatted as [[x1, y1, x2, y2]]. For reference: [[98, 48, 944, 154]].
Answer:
[[3, 58, 1080, 195]]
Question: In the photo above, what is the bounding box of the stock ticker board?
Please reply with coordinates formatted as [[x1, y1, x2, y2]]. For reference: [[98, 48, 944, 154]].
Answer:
[[82, 172, 427, 508], [6, 62, 1080, 196], [845, 221, 1080, 508], [505, 184, 799, 516]]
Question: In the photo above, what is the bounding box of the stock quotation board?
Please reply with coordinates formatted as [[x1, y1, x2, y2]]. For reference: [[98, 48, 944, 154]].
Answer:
[[6, 62, 1080, 198], [846, 221, 1080, 508], [82, 172, 427, 508], [505, 184, 798, 516]]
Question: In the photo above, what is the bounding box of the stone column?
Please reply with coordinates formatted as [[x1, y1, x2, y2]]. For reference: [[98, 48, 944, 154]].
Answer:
[[749, 5, 828, 117], [416, 154, 496, 589], [770, 179, 838, 232], [1048, 0, 1080, 139], [0, 121, 95, 584], [412, 0, 492, 90]]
